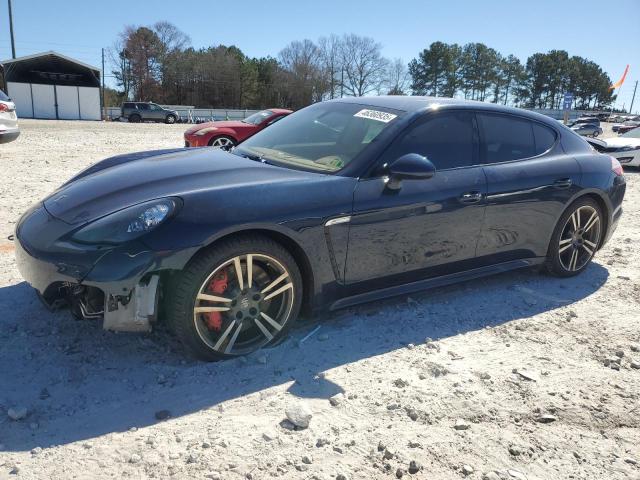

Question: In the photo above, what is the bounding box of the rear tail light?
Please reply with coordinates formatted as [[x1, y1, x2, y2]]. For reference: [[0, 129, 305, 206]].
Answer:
[[611, 156, 624, 176], [0, 103, 9, 112]]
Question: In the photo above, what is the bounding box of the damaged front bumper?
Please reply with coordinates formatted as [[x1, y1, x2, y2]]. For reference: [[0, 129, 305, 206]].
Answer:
[[14, 204, 197, 332]]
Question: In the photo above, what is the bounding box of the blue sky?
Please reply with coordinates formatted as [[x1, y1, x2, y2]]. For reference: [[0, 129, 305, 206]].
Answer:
[[1, 0, 639, 112]]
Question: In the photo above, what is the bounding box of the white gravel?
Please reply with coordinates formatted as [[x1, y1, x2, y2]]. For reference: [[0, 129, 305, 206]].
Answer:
[[0, 119, 639, 479]]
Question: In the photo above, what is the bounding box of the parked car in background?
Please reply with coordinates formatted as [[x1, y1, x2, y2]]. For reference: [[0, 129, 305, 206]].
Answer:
[[571, 123, 602, 137], [573, 116, 600, 126], [0, 88, 19, 144], [14, 97, 625, 360], [184, 109, 292, 148], [587, 136, 640, 168], [614, 120, 640, 134], [121, 102, 179, 124]]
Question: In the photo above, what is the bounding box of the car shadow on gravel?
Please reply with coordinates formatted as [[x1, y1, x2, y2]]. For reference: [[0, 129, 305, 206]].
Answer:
[[0, 263, 608, 451]]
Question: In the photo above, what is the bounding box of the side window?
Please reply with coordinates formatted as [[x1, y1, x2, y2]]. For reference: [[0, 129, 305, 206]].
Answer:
[[384, 111, 476, 170], [532, 123, 557, 155], [478, 113, 535, 162], [138, 104, 150, 111]]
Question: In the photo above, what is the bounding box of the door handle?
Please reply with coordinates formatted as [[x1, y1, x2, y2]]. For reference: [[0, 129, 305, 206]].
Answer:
[[553, 178, 572, 189], [459, 191, 483, 204]]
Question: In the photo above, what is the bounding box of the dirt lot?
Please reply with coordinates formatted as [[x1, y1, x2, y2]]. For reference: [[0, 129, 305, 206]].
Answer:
[[0, 120, 638, 480]]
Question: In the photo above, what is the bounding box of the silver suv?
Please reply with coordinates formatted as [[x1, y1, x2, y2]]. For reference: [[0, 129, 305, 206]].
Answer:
[[121, 102, 179, 124], [0, 89, 19, 144]]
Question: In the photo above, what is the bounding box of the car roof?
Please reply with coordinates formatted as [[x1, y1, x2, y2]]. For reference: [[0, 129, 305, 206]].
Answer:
[[328, 95, 559, 127], [268, 108, 293, 114]]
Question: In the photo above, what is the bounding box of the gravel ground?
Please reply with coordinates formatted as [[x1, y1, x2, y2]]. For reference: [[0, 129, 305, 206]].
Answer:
[[0, 119, 638, 480]]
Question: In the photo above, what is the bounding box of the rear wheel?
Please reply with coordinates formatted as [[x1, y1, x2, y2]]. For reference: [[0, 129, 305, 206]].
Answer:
[[129, 114, 141, 123], [167, 236, 302, 361], [209, 136, 236, 149], [545, 198, 602, 277]]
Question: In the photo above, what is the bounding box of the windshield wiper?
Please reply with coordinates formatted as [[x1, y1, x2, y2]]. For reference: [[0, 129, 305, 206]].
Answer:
[[232, 149, 272, 164]]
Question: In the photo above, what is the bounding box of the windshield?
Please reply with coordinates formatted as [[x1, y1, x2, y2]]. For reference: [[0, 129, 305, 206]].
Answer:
[[621, 127, 640, 138], [234, 102, 402, 173], [243, 110, 275, 125]]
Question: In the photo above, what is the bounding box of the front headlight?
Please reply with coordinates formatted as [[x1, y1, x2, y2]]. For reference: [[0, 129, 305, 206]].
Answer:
[[71, 198, 178, 245], [195, 127, 218, 136]]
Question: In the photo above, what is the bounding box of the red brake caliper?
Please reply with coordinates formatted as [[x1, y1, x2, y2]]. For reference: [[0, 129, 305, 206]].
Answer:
[[205, 270, 228, 331]]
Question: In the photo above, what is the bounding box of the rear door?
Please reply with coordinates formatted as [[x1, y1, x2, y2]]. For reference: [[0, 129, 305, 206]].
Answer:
[[345, 110, 487, 286], [475, 112, 581, 263]]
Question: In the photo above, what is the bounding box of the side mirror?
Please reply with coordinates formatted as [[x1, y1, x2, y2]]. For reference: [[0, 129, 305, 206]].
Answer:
[[386, 153, 436, 190]]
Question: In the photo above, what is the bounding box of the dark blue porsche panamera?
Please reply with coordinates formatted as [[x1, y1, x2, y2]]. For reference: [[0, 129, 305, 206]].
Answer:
[[15, 97, 626, 360]]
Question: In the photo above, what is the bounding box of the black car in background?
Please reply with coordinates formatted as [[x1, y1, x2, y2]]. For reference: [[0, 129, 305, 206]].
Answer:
[[120, 101, 180, 124], [15, 97, 626, 360]]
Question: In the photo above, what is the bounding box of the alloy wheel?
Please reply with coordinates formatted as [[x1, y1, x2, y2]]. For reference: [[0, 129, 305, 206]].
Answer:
[[210, 137, 234, 148], [192, 254, 295, 356], [558, 205, 601, 272]]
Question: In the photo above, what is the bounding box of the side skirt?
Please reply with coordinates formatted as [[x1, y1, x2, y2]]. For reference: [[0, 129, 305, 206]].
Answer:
[[329, 258, 546, 311]]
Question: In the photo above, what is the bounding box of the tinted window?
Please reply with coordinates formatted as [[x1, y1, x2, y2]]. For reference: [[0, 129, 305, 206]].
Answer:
[[0, 89, 9, 101], [532, 123, 557, 154], [138, 103, 150, 111], [478, 113, 535, 162], [385, 111, 476, 169]]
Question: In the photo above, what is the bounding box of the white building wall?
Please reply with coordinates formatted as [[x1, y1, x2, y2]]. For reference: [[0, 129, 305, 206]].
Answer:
[[6, 82, 33, 118], [6, 82, 100, 120], [31, 84, 56, 119]]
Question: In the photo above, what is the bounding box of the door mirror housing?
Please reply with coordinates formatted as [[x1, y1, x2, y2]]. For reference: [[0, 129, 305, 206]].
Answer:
[[386, 153, 436, 190]]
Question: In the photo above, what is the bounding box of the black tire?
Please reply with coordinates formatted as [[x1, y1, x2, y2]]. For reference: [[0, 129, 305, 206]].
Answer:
[[167, 235, 303, 361], [165, 114, 177, 124], [545, 197, 603, 277], [208, 135, 236, 149], [129, 114, 141, 123]]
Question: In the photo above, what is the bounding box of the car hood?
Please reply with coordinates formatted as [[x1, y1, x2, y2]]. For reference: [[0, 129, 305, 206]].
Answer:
[[603, 137, 640, 147], [43, 148, 320, 225], [185, 120, 251, 135]]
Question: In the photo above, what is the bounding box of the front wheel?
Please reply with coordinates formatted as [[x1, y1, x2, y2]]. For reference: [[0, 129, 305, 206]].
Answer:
[[545, 198, 603, 277], [209, 135, 236, 149], [167, 236, 303, 361], [165, 114, 177, 124]]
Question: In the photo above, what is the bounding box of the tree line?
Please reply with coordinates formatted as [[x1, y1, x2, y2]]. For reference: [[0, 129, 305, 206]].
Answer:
[[107, 22, 614, 111]]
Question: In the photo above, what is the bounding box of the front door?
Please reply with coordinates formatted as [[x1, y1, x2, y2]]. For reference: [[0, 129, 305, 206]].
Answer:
[[345, 110, 487, 288]]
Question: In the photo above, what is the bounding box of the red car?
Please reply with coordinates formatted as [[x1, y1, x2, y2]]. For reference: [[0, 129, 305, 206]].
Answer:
[[184, 108, 292, 148]]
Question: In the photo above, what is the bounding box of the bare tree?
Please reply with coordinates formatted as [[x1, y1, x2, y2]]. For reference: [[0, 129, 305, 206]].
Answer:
[[318, 34, 342, 99], [108, 33, 132, 100], [339, 34, 388, 97], [385, 58, 409, 95], [279, 39, 326, 108]]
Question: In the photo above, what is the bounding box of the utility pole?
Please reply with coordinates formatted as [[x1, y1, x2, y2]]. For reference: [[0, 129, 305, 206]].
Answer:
[[101, 48, 106, 120], [630, 80, 638, 114], [8, 0, 16, 58]]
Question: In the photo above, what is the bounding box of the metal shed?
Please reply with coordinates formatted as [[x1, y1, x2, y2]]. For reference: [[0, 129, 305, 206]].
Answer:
[[1, 51, 101, 120]]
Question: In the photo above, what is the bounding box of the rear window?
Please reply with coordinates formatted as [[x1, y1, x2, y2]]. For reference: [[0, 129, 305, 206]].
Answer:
[[478, 113, 535, 162], [532, 123, 557, 154], [0, 89, 9, 102]]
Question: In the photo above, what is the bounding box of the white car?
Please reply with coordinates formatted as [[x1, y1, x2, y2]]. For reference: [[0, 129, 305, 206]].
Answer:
[[0, 88, 19, 144], [587, 130, 640, 167]]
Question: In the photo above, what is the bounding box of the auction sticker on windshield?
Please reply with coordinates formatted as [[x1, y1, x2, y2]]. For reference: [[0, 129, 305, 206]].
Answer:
[[354, 109, 397, 123]]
